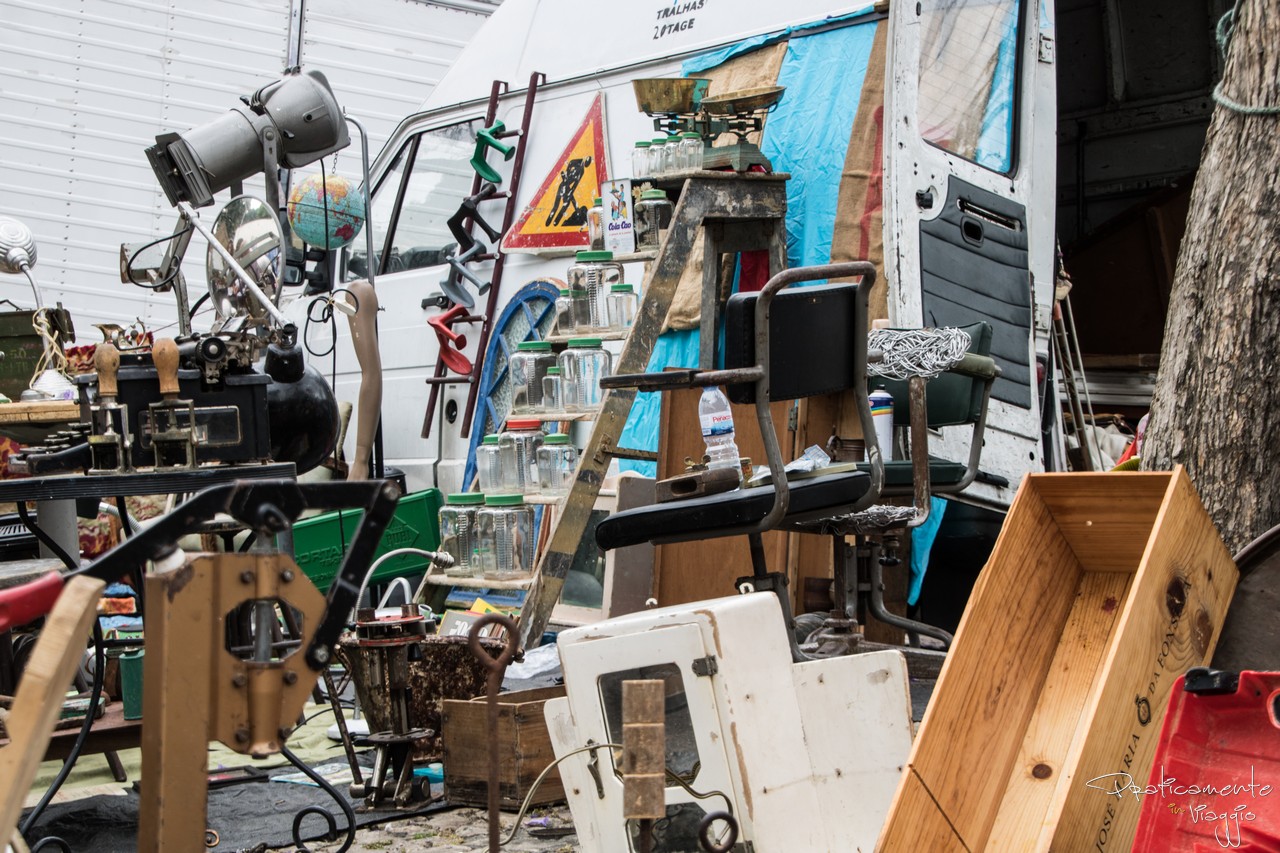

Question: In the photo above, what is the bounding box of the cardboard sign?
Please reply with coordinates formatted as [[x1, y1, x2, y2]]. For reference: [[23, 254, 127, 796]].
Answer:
[[601, 179, 635, 254], [503, 94, 609, 253]]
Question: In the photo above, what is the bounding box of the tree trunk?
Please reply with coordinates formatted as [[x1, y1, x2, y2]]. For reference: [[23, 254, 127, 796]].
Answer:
[[1143, 0, 1280, 553]]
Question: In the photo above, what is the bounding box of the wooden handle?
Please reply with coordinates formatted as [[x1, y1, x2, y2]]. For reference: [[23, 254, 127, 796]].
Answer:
[[94, 343, 120, 398], [152, 338, 180, 396]]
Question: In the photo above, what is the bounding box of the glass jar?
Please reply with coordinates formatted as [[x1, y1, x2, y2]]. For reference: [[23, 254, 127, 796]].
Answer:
[[476, 435, 503, 493], [559, 338, 612, 411], [542, 366, 563, 412], [635, 189, 673, 252], [509, 340, 556, 414], [664, 135, 684, 173], [498, 417, 544, 495], [632, 140, 651, 178], [554, 288, 574, 336], [648, 138, 668, 177], [475, 495, 536, 580], [536, 433, 578, 496], [587, 197, 605, 251], [439, 493, 484, 577], [567, 288, 592, 333], [607, 284, 638, 330], [679, 131, 703, 171], [567, 250, 623, 332]]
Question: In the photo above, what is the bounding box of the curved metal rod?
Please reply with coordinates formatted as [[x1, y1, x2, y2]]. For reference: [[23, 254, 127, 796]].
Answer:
[[698, 810, 739, 853], [750, 261, 880, 534], [280, 744, 356, 853], [29, 837, 72, 852]]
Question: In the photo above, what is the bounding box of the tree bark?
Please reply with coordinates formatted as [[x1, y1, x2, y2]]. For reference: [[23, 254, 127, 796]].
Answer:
[[1143, 0, 1280, 552]]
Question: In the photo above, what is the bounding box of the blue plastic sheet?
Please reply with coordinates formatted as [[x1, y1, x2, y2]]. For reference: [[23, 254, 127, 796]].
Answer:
[[618, 328, 701, 476], [975, 2, 1019, 172], [760, 22, 877, 269], [681, 7, 876, 75], [908, 497, 948, 606]]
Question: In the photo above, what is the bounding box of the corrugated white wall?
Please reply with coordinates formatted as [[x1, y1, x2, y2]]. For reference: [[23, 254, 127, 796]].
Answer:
[[0, 0, 494, 333]]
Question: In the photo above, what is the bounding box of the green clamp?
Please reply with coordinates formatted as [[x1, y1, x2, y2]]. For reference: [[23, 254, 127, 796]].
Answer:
[[471, 120, 516, 184]]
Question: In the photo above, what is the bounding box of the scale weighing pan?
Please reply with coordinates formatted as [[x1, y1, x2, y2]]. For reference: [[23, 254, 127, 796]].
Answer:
[[632, 78, 711, 114], [702, 85, 786, 116]]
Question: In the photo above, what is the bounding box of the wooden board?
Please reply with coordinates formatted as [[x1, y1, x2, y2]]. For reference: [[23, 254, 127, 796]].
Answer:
[[876, 468, 1239, 853], [652, 387, 792, 607], [0, 400, 79, 425]]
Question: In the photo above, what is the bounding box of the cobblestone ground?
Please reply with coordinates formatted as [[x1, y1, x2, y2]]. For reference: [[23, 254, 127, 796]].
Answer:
[[308, 804, 580, 852]]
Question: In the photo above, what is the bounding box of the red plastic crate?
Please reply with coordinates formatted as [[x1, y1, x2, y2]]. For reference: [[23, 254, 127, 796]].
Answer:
[[1131, 669, 1280, 852]]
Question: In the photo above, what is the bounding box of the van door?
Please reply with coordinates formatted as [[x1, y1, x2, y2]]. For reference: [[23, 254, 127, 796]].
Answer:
[[883, 0, 1057, 499]]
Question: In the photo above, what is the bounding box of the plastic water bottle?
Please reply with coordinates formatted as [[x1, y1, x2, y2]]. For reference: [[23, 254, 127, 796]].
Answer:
[[699, 386, 741, 478]]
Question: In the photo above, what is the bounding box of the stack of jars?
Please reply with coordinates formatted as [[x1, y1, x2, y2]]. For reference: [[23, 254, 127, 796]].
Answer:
[[436, 493, 536, 581], [474, 419, 581, 497], [509, 341, 557, 414], [637, 132, 703, 178], [565, 251, 638, 333]]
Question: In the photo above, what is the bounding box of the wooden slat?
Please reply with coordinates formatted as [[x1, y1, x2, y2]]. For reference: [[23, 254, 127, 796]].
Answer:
[[1030, 472, 1169, 573], [875, 769, 968, 852], [0, 400, 79, 425]]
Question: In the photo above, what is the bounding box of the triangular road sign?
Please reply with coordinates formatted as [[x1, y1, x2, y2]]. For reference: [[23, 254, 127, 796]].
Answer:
[[503, 94, 609, 253]]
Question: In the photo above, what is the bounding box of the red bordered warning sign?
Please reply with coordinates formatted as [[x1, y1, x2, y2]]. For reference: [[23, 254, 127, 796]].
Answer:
[[502, 94, 609, 253]]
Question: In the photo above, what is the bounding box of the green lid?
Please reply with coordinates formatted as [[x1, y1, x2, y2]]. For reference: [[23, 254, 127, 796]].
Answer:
[[610, 284, 635, 293], [567, 287, 588, 296], [680, 131, 702, 140], [516, 340, 552, 352], [567, 337, 603, 348], [559, 288, 571, 297], [546, 366, 561, 375], [651, 138, 667, 145], [640, 189, 668, 201], [482, 435, 499, 445], [544, 433, 570, 445], [575, 250, 615, 262], [447, 492, 484, 505], [484, 494, 526, 507], [592, 197, 602, 206], [635, 140, 651, 148]]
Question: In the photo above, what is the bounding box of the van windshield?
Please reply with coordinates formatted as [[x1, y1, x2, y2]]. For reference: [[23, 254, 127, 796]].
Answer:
[[345, 117, 482, 280]]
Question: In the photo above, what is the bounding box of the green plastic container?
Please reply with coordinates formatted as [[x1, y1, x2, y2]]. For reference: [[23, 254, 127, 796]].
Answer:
[[120, 649, 145, 721], [292, 488, 443, 591]]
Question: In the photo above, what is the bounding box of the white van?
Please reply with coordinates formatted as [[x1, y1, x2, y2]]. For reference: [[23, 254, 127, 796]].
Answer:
[[330, 0, 1060, 508]]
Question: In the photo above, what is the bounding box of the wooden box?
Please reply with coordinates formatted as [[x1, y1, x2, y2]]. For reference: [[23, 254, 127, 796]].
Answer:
[[877, 469, 1238, 852], [442, 685, 566, 809]]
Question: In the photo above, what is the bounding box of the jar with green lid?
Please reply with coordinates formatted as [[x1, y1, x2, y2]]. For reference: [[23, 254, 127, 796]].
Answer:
[[607, 284, 638, 330], [554, 287, 574, 336], [648, 137, 668, 177], [587, 196, 605, 251], [475, 494, 535, 580], [679, 131, 703, 171], [567, 287, 592, 334], [476, 435, 504, 493], [439, 493, 484, 577], [536, 433, 578, 496], [541, 366, 563, 412], [567, 250, 623, 332], [498, 417, 544, 495], [509, 340, 556, 414], [663, 135, 683, 174], [635, 189, 673, 251], [559, 337, 612, 411], [632, 140, 652, 178]]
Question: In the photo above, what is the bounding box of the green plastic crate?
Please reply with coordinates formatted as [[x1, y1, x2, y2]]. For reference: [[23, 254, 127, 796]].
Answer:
[[292, 488, 443, 591]]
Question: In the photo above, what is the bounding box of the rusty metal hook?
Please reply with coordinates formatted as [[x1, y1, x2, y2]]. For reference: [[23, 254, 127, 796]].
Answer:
[[698, 810, 739, 853]]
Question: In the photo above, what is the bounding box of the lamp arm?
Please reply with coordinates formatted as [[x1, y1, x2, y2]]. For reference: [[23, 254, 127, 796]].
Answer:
[[177, 201, 288, 327]]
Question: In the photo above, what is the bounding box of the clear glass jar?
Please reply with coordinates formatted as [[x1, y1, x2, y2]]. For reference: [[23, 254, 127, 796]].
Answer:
[[509, 340, 556, 414], [648, 138, 667, 177], [558, 338, 612, 411], [679, 131, 703, 171], [554, 288, 574, 336], [632, 140, 651, 178], [587, 196, 605, 251], [635, 189, 673, 252], [567, 288, 592, 333], [475, 494, 536, 580], [607, 284, 638, 330], [476, 435, 503, 493], [541, 366, 563, 412], [664, 135, 684, 173], [567, 250, 623, 332], [536, 433, 578, 496], [439, 492, 484, 577], [498, 417, 544, 495]]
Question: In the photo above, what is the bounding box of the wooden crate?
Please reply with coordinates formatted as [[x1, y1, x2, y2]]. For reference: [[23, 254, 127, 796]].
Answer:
[[877, 468, 1238, 853], [442, 685, 566, 809]]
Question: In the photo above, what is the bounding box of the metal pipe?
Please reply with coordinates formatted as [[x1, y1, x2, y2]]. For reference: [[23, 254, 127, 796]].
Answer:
[[176, 202, 288, 327]]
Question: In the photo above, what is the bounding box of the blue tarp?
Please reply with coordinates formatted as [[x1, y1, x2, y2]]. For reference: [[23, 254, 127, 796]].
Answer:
[[975, 2, 1019, 172], [618, 328, 701, 475], [681, 7, 877, 75], [908, 497, 948, 606]]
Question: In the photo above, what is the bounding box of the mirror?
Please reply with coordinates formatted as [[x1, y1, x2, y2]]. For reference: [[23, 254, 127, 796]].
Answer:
[[206, 195, 283, 324]]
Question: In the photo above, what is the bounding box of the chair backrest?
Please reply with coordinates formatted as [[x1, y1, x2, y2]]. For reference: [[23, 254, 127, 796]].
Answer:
[[722, 281, 867, 405], [881, 321, 992, 428]]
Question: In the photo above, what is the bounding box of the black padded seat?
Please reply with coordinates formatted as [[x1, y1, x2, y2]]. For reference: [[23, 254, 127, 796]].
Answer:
[[865, 458, 967, 489], [596, 469, 872, 551]]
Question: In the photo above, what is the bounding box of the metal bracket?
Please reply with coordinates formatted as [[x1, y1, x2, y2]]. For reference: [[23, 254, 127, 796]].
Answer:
[[691, 656, 718, 677]]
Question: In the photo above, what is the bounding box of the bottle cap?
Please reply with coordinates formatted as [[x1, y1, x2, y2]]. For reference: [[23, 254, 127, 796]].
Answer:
[[543, 433, 570, 445], [680, 131, 702, 140], [651, 138, 667, 145], [484, 494, 526, 507], [546, 367, 561, 375], [559, 288, 571, 297], [610, 284, 635, 293], [592, 197, 602, 206], [482, 434, 499, 445], [566, 337, 603, 348], [516, 340, 552, 352], [446, 492, 485, 505], [635, 140, 652, 148], [575, 250, 615, 262], [505, 418, 543, 430], [640, 189, 668, 201]]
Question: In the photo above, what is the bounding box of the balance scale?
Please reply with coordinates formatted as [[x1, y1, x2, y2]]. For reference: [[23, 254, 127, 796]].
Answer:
[[545, 593, 914, 852], [633, 78, 786, 173]]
